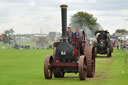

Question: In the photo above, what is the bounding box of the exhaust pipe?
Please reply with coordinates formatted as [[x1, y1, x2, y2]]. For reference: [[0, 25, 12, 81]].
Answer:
[[60, 5, 68, 39]]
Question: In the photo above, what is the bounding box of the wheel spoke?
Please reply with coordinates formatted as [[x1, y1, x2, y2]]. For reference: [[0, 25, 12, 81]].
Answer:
[[84, 65, 87, 70]]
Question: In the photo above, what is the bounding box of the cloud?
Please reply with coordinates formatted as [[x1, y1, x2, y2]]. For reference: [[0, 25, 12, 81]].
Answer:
[[0, 0, 128, 34]]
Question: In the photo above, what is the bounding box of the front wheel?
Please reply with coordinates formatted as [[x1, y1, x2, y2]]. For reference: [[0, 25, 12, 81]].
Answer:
[[44, 56, 53, 79]]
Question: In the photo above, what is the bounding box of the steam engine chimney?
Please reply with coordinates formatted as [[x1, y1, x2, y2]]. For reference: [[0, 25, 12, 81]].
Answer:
[[60, 5, 68, 39]]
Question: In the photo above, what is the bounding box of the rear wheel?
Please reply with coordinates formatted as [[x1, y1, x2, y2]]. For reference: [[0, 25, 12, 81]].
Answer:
[[84, 46, 95, 77], [107, 48, 111, 57], [44, 56, 53, 79], [78, 56, 87, 80]]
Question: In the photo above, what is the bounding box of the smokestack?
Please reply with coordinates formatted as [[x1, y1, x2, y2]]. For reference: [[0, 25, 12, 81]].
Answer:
[[60, 5, 68, 39]]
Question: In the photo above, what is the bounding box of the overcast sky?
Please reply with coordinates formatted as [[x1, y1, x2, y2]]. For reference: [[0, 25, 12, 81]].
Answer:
[[0, 0, 128, 34]]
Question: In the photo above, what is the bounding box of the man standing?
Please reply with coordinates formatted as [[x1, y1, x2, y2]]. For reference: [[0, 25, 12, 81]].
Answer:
[[67, 27, 72, 43]]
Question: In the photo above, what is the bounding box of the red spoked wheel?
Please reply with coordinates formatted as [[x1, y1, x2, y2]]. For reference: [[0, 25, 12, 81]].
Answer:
[[44, 56, 53, 79], [78, 56, 87, 80], [84, 46, 95, 77]]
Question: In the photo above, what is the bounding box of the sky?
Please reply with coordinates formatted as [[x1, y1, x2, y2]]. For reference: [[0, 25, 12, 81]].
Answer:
[[0, 0, 128, 34]]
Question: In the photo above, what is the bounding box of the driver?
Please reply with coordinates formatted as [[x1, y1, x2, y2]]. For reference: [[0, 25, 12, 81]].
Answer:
[[73, 28, 80, 38]]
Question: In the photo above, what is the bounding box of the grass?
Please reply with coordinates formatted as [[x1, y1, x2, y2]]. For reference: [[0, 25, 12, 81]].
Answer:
[[0, 48, 128, 85]]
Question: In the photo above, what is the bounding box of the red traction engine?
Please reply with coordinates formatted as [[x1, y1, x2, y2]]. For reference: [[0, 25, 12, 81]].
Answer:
[[44, 5, 95, 80]]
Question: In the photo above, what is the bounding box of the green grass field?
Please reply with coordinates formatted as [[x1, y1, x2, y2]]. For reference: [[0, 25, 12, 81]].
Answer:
[[0, 48, 128, 85]]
